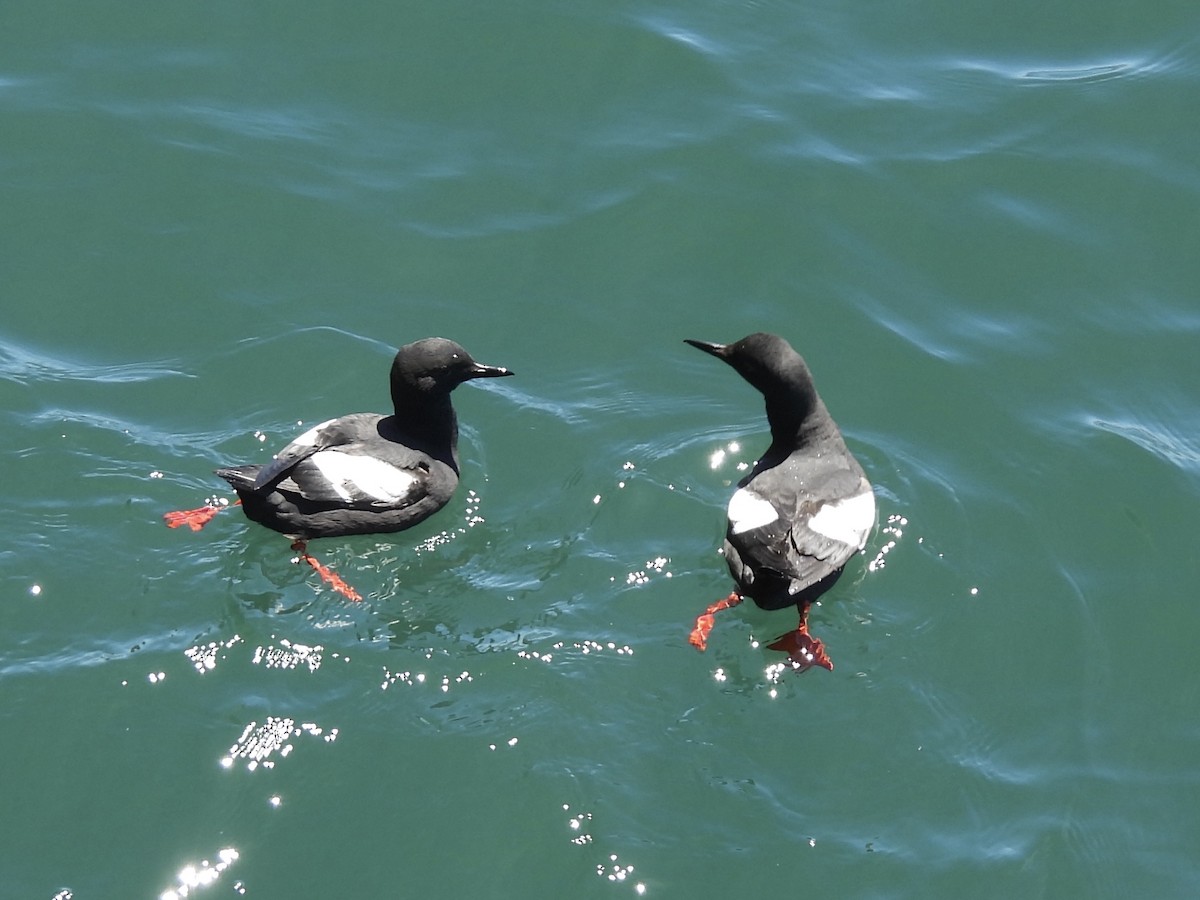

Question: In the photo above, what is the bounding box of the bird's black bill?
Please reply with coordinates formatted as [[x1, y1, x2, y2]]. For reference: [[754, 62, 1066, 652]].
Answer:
[[468, 363, 514, 379], [684, 338, 728, 359]]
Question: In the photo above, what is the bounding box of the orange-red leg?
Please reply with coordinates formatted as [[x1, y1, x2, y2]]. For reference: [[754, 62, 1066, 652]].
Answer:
[[765, 604, 833, 672], [688, 591, 743, 651], [291, 541, 363, 602]]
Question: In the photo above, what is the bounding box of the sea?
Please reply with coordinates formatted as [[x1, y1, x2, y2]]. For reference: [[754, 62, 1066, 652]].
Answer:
[[3, 1, 1199, 897]]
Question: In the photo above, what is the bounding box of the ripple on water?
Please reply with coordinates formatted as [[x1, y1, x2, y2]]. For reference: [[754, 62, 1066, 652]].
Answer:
[[0, 336, 188, 385], [1032, 386, 1200, 486]]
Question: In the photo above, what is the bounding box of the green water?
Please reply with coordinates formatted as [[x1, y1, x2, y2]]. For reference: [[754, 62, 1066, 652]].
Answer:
[[3, 1, 1199, 897]]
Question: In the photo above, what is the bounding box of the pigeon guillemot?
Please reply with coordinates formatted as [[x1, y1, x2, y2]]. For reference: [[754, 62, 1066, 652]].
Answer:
[[684, 332, 875, 671], [165, 337, 512, 600]]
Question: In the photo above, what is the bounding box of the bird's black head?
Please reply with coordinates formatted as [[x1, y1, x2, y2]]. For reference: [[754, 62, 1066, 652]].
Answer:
[[686, 332, 826, 450], [391, 337, 513, 398], [685, 332, 810, 398]]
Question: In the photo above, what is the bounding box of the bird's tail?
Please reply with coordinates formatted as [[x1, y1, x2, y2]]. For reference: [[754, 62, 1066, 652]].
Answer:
[[214, 465, 261, 491]]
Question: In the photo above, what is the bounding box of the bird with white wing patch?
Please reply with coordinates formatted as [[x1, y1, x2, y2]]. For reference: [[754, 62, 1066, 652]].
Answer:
[[165, 337, 512, 601], [684, 332, 875, 672]]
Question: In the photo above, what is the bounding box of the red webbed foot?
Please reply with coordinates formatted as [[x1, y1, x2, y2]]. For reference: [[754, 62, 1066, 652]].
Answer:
[[164, 504, 223, 531], [688, 592, 743, 651], [766, 615, 833, 673], [291, 541, 363, 602]]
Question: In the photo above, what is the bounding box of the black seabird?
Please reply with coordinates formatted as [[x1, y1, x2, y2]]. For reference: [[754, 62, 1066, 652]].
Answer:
[[684, 332, 874, 671], [166, 336, 512, 600]]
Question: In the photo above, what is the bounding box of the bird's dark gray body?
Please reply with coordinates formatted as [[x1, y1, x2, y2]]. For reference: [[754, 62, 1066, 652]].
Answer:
[[217, 337, 511, 541], [687, 332, 875, 611]]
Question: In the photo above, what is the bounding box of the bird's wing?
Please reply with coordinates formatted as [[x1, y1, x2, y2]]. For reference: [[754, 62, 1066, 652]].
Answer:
[[273, 447, 431, 508], [728, 466, 873, 591], [787, 470, 875, 565], [252, 416, 375, 491]]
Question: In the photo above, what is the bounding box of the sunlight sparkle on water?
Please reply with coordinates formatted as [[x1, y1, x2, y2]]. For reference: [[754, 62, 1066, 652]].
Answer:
[[620, 556, 672, 586], [563, 803, 595, 845], [545, 639, 634, 659], [253, 637, 323, 672], [597, 854, 638, 886], [869, 513, 908, 572], [184, 635, 243, 674], [220, 718, 336, 771], [764, 662, 788, 683], [708, 440, 747, 475], [381, 665, 474, 690], [440, 670, 474, 692], [561, 804, 645, 891], [617, 461, 636, 488], [159, 847, 239, 900], [414, 490, 484, 553]]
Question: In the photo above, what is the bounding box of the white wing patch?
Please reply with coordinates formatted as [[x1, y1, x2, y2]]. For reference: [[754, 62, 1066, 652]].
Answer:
[[290, 418, 338, 450], [728, 487, 780, 534], [807, 490, 876, 549], [310, 450, 418, 503]]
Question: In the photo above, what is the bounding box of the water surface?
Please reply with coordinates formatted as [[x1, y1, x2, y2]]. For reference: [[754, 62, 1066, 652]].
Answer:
[[3, 1, 1199, 897]]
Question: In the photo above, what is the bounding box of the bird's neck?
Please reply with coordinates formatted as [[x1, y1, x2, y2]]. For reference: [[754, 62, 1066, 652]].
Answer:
[[390, 389, 460, 469], [762, 393, 846, 465]]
